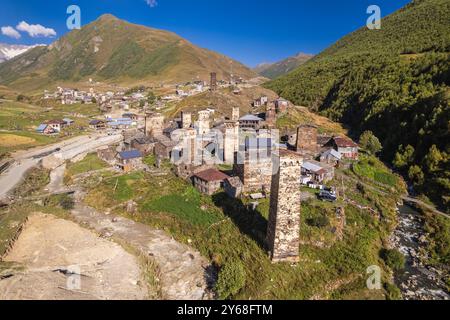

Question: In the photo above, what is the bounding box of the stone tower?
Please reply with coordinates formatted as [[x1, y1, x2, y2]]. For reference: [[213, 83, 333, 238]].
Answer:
[[265, 103, 276, 127], [210, 72, 217, 91], [232, 106, 240, 121], [295, 125, 318, 155], [266, 150, 302, 263], [197, 110, 210, 135], [224, 121, 239, 164], [145, 113, 164, 137], [181, 111, 192, 129]]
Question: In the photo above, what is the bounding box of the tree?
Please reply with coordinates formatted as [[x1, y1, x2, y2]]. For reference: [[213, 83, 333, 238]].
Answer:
[[424, 145, 444, 173], [381, 249, 405, 271], [393, 145, 415, 169], [359, 131, 382, 155], [408, 165, 425, 186], [215, 260, 246, 300]]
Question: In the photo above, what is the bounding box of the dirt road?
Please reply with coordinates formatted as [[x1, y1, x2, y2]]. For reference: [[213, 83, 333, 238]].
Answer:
[[0, 133, 122, 202]]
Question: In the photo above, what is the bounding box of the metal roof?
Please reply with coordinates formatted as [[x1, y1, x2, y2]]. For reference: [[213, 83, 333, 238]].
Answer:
[[239, 114, 263, 121], [119, 150, 143, 160]]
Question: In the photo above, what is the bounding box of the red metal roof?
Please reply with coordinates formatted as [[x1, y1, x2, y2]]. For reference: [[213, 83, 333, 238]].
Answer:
[[332, 137, 358, 148], [194, 169, 229, 182]]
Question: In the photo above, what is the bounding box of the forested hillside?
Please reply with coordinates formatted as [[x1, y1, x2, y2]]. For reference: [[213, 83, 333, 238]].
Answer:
[[266, 0, 450, 211]]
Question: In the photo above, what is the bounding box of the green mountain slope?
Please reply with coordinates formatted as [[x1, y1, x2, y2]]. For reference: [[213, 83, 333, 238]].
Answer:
[[254, 53, 313, 79], [0, 14, 255, 90], [266, 0, 450, 210]]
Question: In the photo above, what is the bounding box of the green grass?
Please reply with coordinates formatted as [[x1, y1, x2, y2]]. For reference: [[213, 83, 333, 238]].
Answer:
[[66, 153, 108, 177], [353, 155, 401, 188]]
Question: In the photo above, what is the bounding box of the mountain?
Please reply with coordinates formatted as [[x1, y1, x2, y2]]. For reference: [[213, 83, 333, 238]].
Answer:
[[266, 0, 450, 210], [0, 14, 256, 91], [0, 43, 44, 63], [253, 53, 313, 79]]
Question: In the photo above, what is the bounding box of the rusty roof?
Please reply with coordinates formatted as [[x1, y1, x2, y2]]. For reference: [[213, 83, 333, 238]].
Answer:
[[194, 169, 229, 182], [332, 136, 358, 148]]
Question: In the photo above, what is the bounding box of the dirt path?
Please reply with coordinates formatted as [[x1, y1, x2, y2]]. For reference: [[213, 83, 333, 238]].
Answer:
[[45, 164, 66, 193], [0, 213, 149, 300], [71, 192, 213, 300]]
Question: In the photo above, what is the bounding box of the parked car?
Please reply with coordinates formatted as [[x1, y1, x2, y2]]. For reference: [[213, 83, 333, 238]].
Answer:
[[318, 190, 337, 202]]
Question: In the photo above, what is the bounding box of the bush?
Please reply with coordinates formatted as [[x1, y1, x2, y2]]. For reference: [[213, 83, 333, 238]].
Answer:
[[215, 260, 246, 300], [384, 282, 402, 300], [381, 249, 406, 271], [359, 131, 382, 155], [59, 195, 75, 210], [307, 215, 330, 228]]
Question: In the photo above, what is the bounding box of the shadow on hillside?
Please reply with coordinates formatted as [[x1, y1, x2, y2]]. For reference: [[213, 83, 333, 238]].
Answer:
[[211, 192, 268, 249]]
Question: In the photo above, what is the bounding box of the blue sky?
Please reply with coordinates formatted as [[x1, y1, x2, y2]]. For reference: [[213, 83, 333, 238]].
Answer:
[[0, 0, 411, 67]]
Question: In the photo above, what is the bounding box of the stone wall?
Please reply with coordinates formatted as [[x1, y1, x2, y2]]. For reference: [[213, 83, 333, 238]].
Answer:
[[296, 125, 318, 155]]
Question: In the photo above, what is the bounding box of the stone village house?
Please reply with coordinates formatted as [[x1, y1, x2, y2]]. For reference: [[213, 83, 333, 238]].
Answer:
[[192, 168, 230, 196], [116, 150, 143, 173]]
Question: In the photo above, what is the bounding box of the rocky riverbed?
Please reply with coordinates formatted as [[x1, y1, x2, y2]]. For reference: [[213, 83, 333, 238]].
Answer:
[[390, 204, 449, 300]]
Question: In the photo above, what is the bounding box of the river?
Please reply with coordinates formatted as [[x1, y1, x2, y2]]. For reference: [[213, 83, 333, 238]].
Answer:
[[391, 204, 449, 300]]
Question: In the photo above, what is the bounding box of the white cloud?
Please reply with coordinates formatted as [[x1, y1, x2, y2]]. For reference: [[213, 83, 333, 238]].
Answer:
[[16, 21, 56, 38], [145, 0, 158, 7], [1, 26, 21, 39]]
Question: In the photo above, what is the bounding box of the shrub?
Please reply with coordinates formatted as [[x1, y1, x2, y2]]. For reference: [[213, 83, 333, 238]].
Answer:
[[381, 249, 406, 271], [59, 194, 75, 210], [215, 260, 246, 300], [384, 282, 402, 300], [307, 215, 330, 228]]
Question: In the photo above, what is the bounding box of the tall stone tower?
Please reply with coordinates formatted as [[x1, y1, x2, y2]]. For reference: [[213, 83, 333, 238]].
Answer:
[[295, 125, 318, 155], [266, 150, 302, 263], [197, 110, 211, 135], [265, 103, 276, 127], [224, 121, 239, 164], [232, 106, 240, 121], [210, 72, 217, 92], [181, 111, 192, 129], [145, 113, 164, 137]]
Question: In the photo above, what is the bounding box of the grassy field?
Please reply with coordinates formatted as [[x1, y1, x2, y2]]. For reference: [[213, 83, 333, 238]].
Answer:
[[352, 154, 405, 191], [0, 100, 100, 157], [64, 153, 109, 184], [83, 157, 403, 299]]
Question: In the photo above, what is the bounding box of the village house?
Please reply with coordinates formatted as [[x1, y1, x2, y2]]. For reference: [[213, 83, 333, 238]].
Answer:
[[36, 124, 58, 135], [131, 136, 156, 156], [97, 146, 117, 165], [223, 176, 243, 199], [192, 168, 230, 195], [116, 150, 143, 172], [63, 118, 74, 126], [274, 98, 289, 113], [89, 119, 107, 130], [107, 118, 135, 130], [239, 114, 263, 131], [301, 160, 335, 184], [320, 148, 342, 166], [46, 119, 66, 132], [154, 135, 178, 160], [122, 113, 139, 121], [252, 96, 268, 108], [325, 136, 359, 160]]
